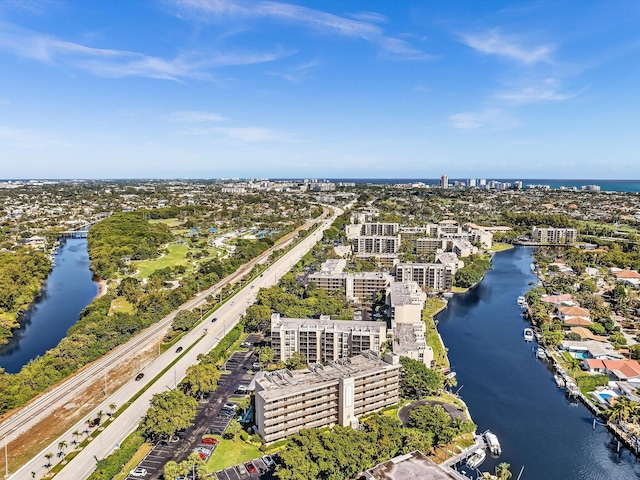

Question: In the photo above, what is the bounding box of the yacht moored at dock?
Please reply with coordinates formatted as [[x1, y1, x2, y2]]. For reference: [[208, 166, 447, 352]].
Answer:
[[484, 430, 501, 456], [537, 348, 547, 361], [554, 374, 565, 388], [466, 447, 487, 469], [517, 295, 527, 307], [524, 328, 534, 342]]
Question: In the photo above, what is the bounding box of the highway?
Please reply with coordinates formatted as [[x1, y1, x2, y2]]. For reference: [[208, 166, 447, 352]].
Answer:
[[7, 205, 341, 480]]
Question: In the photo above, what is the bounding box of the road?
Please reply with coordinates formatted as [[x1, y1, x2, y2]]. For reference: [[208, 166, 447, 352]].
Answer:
[[8, 205, 341, 480]]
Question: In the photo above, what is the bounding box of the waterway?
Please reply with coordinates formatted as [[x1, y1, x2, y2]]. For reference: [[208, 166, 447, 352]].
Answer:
[[0, 238, 98, 374], [436, 246, 640, 479]]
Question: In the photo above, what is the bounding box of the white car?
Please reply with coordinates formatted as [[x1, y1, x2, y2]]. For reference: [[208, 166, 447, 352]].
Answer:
[[263, 455, 275, 468], [130, 467, 147, 477]]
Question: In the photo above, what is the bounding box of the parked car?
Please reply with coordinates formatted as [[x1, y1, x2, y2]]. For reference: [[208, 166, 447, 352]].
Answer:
[[235, 385, 248, 394], [201, 437, 218, 445], [240, 341, 251, 348], [135, 373, 144, 381], [262, 455, 275, 468], [209, 426, 225, 435], [130, 467, 147, 477], [175, 346, 183, 353], [211, 317, 217, 323], [245, 462, 257, 474], [252, 362, 261, 370], [236, 463, 248, 475], [223, 403, 238, 411]]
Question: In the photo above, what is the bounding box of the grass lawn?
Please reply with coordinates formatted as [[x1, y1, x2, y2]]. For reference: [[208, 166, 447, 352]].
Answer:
[[451, 286, 468, 293], [423, 298, 449, 371], [134, 244, 190, 278], [112, 442, 153, 480], [491, 242, 514, 252], [206, 438, 262, 472], [109, 296, 135, 315], [148, 218, 185, 228]]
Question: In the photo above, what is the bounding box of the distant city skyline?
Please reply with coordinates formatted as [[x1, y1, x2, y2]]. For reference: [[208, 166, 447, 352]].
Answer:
[[1, 0, 640, 179]]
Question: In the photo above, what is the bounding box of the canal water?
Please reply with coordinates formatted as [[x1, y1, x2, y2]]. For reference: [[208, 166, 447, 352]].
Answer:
[[0, 238, 98, 374], [437, 246, 640, 479]]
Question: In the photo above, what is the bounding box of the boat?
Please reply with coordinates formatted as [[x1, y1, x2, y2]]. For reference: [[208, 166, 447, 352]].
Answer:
[[484, 431, 501, 455], [554, 374, 565, 388], [536, 348, 547, 360], [517, 295, 527, 307], [466, 447, 487, 469], [524, 328, 534, 342]]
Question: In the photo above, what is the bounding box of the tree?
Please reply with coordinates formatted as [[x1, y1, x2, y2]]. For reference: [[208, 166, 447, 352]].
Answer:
[[163, 461, 184, 479], [108, 403, 117, 416], [226, 419, 243, 442], [44, 452, 54, 471], [181, 363, 221, 399], [399, 357, 445, 399], [256, 346, 276, 366], [607, 396, 639, 424], [71, 430, 80, 446], [140, 389, 198, 441], [566, 356, 583, 376], [630, 344, 640, 360], [285, 352, 307, 370], [496, 462, 512, 480]]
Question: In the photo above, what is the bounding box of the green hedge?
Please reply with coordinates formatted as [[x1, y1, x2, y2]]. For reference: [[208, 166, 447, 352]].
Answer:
[[88, 432, 145, 480]]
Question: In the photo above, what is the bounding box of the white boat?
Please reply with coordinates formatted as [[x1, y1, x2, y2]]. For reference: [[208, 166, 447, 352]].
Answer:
[[537, 348, 547, 360], [484, 431, 501, 455], [466, 448, 487, 469], [554, 374, 565, 388], [517, 295, 527, 307], [524, 328, 534, 342]]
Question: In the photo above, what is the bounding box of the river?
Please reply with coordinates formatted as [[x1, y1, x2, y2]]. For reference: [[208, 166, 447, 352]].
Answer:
[[0, 238, 98, 374], [436, 246, 640, 479]]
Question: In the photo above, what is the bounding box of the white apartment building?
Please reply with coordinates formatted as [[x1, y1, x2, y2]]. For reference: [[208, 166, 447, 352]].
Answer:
[[254, 352, 401, 443], [395, 260, 458, 291], [309, 271, 393, 304], [532, 227, 577, 244], [270, 313, 387, 363], [352, 235, 400, 254], [385, 281, 434, 367]]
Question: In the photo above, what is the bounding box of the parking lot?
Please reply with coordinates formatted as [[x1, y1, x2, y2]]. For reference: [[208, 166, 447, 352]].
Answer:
[[124, 333, 262, 480], [215, 454, 278, 480]]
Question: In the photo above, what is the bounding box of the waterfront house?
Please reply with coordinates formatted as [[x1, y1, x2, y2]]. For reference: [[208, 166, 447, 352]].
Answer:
[[557, 306, 591, 325], [540, 294, 575, 307], [610, 268, 640, 287], [569, 327, 607, 342], [584, 359, 640, 382], [561, 340, 624, 360]]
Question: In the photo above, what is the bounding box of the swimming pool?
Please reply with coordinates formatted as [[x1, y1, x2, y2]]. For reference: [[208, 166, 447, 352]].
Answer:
[[574, 352, 590, 359], [599, 393, 613, 400]]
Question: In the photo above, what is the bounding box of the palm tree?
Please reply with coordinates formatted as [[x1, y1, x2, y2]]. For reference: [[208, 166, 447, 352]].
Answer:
[[57, 440, 68, 459], [607, 396, 639, 424], [566, 356, 583, 377], [108, 403, 117, 416], [71, 430, 80, 446], [44, 453, 53, 471], [495, 462, 512, 480]]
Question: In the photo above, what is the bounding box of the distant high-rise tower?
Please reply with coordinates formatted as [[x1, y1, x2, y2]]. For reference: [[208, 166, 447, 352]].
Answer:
[[440, 175, 449, 189], [468, 178, 477, 187]]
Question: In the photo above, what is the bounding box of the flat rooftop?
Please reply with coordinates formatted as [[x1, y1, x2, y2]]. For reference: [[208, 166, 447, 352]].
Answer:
[[363, 451, 466, 480], [271, 314, 385, 333], [255, 353, 398, 401], [388, 281, 425, 306]]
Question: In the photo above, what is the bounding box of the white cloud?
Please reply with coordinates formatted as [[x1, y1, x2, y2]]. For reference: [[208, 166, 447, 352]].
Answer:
[[174, 0, 431, 61], [179, 125, 285, 142], [449, 109, 519, 131], [163, 111, 226, 122], [460, 28, 554, 64], [0, 21, 288, 80], [497, 88, 574, 104]]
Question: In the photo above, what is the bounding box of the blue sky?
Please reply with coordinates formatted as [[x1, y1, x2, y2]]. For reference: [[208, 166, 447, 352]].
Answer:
[[1, 0, 640, 179]]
